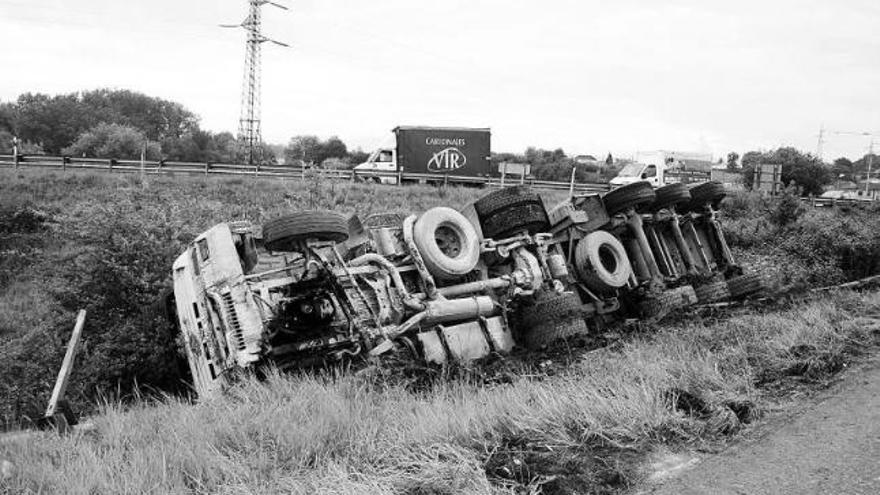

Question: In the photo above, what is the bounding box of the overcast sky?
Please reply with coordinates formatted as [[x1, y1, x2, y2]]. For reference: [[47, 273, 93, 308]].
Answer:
[[1, 0, 878, 160]]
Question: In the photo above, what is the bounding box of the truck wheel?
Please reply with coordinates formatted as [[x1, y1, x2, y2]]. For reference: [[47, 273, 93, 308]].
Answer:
[[263, 210, 349, 251], [412, 207, 481, 280], [726, 273, 765, 300], [574, 231, 632, 293], [652, 183, 691, 211], [517, 291, 589, 350], [693, 279, 730, 303], [474, 186, 550, 239], [603, 181, 656, 216], [638, 285, 698, 320], [687, 181, 726, 210]]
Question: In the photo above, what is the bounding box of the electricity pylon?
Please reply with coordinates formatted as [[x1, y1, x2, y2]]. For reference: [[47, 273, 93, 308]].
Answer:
[[222, 1, 289, 165]]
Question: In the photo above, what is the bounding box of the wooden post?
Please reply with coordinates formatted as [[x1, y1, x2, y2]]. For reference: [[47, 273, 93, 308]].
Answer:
[[569, 165, 577, 198], [204, 162, 210, 176], [45, 310, 86, 431], [12, 137, 19, 169]]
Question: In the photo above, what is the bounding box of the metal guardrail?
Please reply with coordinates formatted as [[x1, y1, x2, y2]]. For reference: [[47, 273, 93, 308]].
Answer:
[[0, 154, 611, 194], [805, 197, 877, 208]]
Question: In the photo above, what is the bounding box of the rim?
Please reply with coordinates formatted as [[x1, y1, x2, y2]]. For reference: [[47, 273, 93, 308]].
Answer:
[[435, 223, 463, 259]]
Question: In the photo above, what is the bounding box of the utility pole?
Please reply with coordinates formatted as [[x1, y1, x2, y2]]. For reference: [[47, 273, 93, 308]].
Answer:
[[222, 1, 289, 166], [866, 137, 874, 197], [816, 123, 825, 160]]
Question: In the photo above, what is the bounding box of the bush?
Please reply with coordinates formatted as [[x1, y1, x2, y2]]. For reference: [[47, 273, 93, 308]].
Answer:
[[62, 123, 162, 160], [722, 190, 880, 287], [769, 186, 805, 227]]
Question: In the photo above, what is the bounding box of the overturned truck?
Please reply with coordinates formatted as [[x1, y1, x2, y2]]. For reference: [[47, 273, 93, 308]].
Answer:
[[168, 181, 763, 397]]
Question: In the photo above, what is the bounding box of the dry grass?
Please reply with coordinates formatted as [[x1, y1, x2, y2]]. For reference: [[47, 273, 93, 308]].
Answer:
[[3, 291, 879, 495]]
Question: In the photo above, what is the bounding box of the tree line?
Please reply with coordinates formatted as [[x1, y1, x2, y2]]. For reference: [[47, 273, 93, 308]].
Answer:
[[1, 89, 873, 194], [724, 148, 878, 196], [0, 89, 365, 166]]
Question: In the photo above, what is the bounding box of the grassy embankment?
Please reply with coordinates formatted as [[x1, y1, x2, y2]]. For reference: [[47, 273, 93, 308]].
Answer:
[[2, 169, 880, 493], [2, 291, 879, 494]]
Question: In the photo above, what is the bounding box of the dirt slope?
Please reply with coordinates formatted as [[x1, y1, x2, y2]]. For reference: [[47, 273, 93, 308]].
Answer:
[[645, 356, 880, 495]]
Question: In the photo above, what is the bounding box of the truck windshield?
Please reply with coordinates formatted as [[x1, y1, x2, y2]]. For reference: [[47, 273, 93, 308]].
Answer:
[[617, 163, 644, 177]]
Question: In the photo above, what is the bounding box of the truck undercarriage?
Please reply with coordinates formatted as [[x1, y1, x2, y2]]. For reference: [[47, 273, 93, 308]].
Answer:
[[168, 181, 764, 397]]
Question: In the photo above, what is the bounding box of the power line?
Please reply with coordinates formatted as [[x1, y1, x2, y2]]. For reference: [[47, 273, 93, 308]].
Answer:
[[222, 0, 289, 165]]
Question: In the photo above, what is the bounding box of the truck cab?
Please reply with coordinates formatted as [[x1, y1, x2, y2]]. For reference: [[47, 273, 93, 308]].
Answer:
[[609, 162, 665, 188], [353, 147, 398, 184], [610, 151, 714, 189]]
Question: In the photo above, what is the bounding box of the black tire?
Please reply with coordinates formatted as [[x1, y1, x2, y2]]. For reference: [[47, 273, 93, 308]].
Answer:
[[474, 185, 542, 218], [652, 183, 691, 211], [517, 291, 589, 350], [726, 273, 765, 300], [638, 285, 698, 320], [693, 280, 730, 303], [474, 186, 550, 239], [603, 181, 656, 215], [480, 203, 550, 239], [263, 210, 349, 251], [687, 181, 726, 210]]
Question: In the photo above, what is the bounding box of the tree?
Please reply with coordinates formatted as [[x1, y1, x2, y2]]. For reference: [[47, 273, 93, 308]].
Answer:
[[726, 151, 740, 172], [832, 157, 853, 181], [283, 135, 348, 166], [605, 153, 614, 166], [284, 135, 321, 165], [62, 123, 161, 160], [161, 130, 240, 163], [739, 147, 830, 195], [347, 148, 370, 166], [4, 89, 198, 154]]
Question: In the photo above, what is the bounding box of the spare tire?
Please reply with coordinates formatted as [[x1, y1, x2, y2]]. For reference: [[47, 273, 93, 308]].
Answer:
[[263, 210, 350, 251], [574, 231, 632, 293], [412, 207, 481, 280], [652, 183, 691, 211], [517, 291, 588, 350], [474, 186, 550, 239], [603, 181, 656, 216], [687, 181, 726, 210]]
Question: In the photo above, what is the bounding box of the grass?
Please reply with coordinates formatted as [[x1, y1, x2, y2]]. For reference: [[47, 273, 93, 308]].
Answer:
[[2, 290, 879, 494], [3, 169, 880, 493]]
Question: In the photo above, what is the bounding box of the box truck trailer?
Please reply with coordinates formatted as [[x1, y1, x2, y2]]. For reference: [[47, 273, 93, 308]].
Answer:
[[353, 126, 492, 185]]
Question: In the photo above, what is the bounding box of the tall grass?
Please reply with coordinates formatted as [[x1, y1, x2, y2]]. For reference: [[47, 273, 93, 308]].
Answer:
[[3, 291, 879, 494]]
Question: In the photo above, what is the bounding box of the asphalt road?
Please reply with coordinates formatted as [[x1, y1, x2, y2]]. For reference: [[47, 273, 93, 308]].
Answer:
[[647, 357, 880, 495]]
